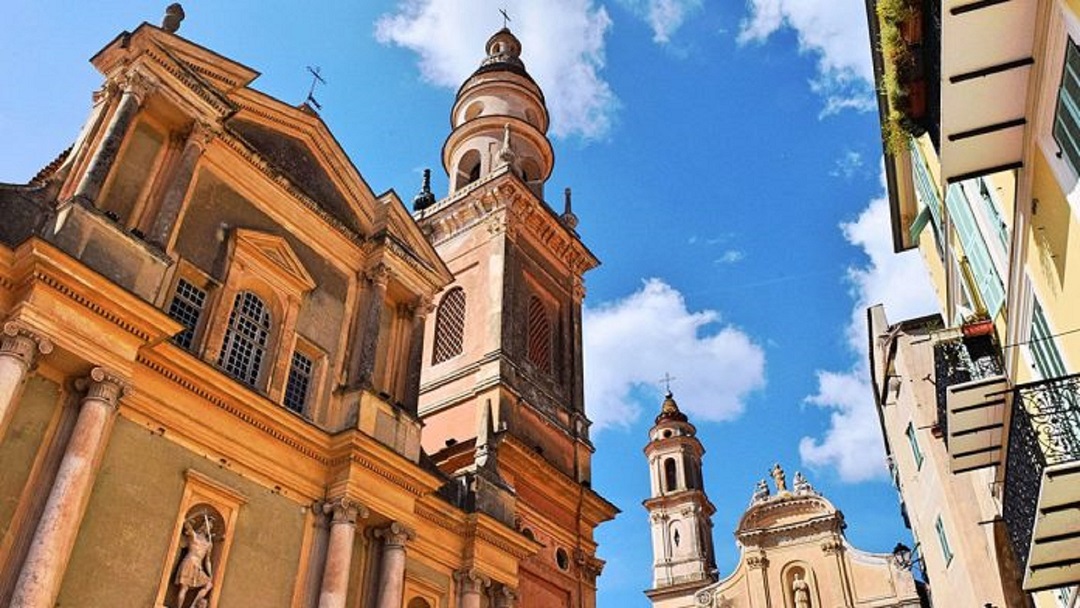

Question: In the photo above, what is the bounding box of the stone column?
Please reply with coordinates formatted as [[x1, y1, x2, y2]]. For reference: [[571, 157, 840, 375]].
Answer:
[[570, 278, 586, 414], [493, 585, 517, 608], [147, 121, 215, 248], [373, 522, 413, 608], [11, 367, 126, 608], [72, 71, 155, 205], [0, 322, 52, 440], [353, 265, 391, 389], [455, 569, 489, 608], [317, 498, 368, 608], [745, 552, 771, 607], [400, 297, 431, 416]]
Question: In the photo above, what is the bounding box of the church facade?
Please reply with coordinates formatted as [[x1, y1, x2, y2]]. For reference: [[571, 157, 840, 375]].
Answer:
[[643, 394, 924, 608], [0, 6, 613, 608]]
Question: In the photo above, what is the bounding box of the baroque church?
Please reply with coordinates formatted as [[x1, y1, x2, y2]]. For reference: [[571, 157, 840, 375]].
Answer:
[[0, 5, 615, 608], [642, 393, 924, 608]]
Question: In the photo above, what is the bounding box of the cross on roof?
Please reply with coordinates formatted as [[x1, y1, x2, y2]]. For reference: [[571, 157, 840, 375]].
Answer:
[[305, 65, 327, 110], [659, 373, 676, 393], [499, 8, 511, 28]]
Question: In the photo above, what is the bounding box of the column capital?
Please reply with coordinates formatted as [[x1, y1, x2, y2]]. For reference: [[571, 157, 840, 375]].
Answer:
[[188, 120, 219, 149], [374, 521, 414, 548], [365, 264, 393, 288], [746, 552, 769, 570], [571, 276, 586, 302], [321, 497, 368, 526], [411, 295, 435, 321], [454, 568, 490, 594], [74, 367, 127, 408], [119, 68, 158, 105], [821, 539, 844, 555], [1, 322, 53, 367], [493, 585, 517, 608]]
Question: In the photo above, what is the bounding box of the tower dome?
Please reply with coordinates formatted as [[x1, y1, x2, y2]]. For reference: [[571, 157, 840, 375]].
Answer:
[[442, 27, 554, 198]]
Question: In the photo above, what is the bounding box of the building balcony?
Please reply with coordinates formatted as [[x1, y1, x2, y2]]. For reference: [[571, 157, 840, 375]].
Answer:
[[933, 329, 1008, 473], [1003, 374, 1080, 591]]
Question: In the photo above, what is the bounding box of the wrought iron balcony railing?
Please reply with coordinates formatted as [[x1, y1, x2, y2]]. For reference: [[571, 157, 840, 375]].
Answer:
[[933, 333, 1004, 443], [1003, 373, 1080, 591]]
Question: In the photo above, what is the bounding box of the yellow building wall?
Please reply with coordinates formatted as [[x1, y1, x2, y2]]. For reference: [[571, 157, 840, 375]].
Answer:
[[0, 377, 62, 544], [58, 416, 306, 606]]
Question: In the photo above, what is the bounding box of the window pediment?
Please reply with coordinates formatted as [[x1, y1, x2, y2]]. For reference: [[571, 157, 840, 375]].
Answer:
[[232, 229, 315, 295]]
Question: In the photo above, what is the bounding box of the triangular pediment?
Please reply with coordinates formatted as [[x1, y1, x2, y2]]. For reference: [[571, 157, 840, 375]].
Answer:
[[234, 229, 315, 294]]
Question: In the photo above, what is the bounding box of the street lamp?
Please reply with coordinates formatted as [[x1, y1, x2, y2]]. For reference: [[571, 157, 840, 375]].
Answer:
[[892, 542, 925, 573]]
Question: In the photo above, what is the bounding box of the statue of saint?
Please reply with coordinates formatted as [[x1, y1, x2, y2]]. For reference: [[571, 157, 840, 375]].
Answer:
[[793, 471, 812, 494], [770, 463, 787, 493], [175, 516, 215, 608], [751, 478, 770, 504], [792, 574, 811, 608]]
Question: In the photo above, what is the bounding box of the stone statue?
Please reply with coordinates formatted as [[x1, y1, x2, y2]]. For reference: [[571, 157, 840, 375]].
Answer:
[[752, 478, 770, 504], [174, 515, 215, 608], [793, 471, 812, 494], [792, 573, 811, 608], [770, 463, 787, 493]]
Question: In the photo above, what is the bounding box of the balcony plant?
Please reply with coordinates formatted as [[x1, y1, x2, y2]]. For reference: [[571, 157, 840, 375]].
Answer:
[[877, 0, 926, 155]]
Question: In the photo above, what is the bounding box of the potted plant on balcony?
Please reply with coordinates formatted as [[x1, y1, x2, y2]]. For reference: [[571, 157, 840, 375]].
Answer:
[[877, 0, 927, 155], [961, 313, 995, 338]]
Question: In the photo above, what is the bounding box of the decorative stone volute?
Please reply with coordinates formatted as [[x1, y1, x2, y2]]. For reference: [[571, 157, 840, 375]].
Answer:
[[75, 367, 128, 407], [375, 521, 414, 547], [1, 322, 54, 367], [322, 497, 368, 525]]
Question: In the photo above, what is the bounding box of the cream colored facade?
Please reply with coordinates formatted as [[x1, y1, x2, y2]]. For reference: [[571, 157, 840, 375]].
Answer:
[[643, 395, 922, 608], [868, 0, 1080, 605], [0, 8, 612, 608]]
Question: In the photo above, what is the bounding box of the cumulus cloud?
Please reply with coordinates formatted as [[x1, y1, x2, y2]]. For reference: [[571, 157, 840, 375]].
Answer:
[[737, 0, 875, 116], [799, 177, 937, 482], [618, 0, 703, 44], [376, 0, 616, 139], [583, 279, 766, 431]]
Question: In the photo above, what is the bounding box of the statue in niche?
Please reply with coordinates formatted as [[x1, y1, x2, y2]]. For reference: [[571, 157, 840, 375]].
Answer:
[[792, 573, 811, 608], [174, 513, 216, 608], [770, 463, 787, 493]]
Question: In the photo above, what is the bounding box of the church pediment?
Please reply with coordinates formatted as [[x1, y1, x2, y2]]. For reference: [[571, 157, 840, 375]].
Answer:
[[232, 229, 315, 294]]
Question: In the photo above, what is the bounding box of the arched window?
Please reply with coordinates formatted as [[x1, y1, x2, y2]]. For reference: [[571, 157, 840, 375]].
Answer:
[[456, 149, 482, 190], [527, 296, 552, 373], [664, 457, 678, 492], [433, 287, 466, 364], [219, 291, 271, 386]]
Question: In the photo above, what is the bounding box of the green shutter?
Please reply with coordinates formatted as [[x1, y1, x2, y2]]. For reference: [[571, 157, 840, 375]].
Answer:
[[945, 183, 1006, 317]]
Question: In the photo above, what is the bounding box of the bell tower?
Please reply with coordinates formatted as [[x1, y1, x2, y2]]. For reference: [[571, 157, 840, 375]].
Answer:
[[644, 392, 717, 594], [415, 26, 616, 608]]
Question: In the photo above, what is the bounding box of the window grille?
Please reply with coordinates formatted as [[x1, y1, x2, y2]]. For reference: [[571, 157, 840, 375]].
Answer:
[[219, 291, 271, 387], [168, 278, 207, 350], [284, 350, 313, 413], [1054, 37, 1080, 175], [432, 287, 465, 364], [527, 296, 552, 373]]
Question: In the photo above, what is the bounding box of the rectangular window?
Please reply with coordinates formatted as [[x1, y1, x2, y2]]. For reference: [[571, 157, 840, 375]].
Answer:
[[167, 278, 207, 350], [935, 515, 954, 565], [284, 351, 313, 414], [906, 422, 924, 470], [1053, 37, 1080, 176], [1030, 298, 1069, 380]]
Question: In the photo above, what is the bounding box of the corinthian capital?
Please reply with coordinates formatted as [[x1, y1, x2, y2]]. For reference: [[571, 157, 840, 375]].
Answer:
[[375, 521, 414, 548], [1, 322, 53, 367], [75, 367, 128, 408], [121, 69, 158, 104], [322, 497, 368, 525], [365, 264, 392, 288], [454, 568, 490, 595], [493, 585, 517, 608]]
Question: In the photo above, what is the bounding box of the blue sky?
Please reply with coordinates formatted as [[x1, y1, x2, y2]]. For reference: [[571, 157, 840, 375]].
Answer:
[[0, 1, 938, 606]]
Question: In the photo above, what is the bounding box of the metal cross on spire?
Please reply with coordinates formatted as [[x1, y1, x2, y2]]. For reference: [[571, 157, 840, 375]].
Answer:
[[499, 8, 511, 28], [659, 373, 676, 394], [305, 65, 327, 110]]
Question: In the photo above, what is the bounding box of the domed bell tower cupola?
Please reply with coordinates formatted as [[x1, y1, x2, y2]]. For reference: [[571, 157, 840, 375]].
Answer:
[[643, 392, 717, 594], [443, 28, 554, 199]]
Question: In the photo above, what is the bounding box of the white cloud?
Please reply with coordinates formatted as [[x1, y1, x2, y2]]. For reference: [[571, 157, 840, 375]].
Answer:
[[618, 0, 703, 44], [583, 279, 766, 431], [799, 175, 937, 482], [737, 0, 875, 116], [830, 150, 864, 179], [376, 0, 616, 139], [716, 250, 745, 264]]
